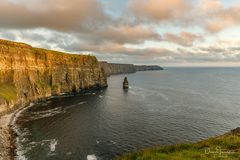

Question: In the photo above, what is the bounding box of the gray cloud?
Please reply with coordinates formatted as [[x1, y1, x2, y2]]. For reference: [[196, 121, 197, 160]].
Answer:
[[177, 45, 240, 62], [0, 0, 161, 46], [0, 0, 108, 31], [0, 30, 16, 41]]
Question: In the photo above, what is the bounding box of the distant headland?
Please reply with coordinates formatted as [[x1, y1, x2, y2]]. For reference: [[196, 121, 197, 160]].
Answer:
[[100, 61, 163, 76]]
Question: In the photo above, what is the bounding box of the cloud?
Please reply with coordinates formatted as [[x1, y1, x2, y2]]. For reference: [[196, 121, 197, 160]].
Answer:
[[0, 30, 17, 41], [198, 0, 224, 12], [207, 5, 240, 32], [129, 0, 191, 22], [62, 41, 173, 58], [177, 41, 240, 63], [0, 0, 108, 31], [0, 0, 162, 46], [196, 0, 240, 33], [56, 39, 177, 64], [94, 25, 161, 44], [0, 0, 239, 66], [128, 0, 240, 33], [73, 24, 162, 45], [163, 32, 203, 46]]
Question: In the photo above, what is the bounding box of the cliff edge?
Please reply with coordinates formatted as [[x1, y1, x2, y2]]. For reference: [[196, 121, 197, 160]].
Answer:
[[116, 128, 240, 160], [0, 39, 107, 115]]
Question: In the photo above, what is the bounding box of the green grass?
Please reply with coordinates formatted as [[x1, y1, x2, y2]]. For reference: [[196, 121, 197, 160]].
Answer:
[[32, 47, 98, 66], [0, 83, 17, 102], [0, 39, 99, 67], [115, 131, 240, 160], [0, 39, 31, 48]]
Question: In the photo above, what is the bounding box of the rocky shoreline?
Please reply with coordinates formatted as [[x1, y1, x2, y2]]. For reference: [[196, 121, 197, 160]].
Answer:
[[0, 90, 105, 160], [0, 103, 35, 160], [0, 111, 17, 160]]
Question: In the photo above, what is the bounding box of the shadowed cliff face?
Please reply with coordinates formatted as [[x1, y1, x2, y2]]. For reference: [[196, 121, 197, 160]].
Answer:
[[99, 61, 163, 76], [99, 62, 136, 76], [0, 39, 107, 115], [134, 65, 163, 71]]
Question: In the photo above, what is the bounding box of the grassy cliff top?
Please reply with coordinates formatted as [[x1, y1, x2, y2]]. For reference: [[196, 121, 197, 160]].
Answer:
[[33, 47, 98, 65], [0, 39, 32, 48], [0, 39, 98, 65], [116, 128, 240, 160]]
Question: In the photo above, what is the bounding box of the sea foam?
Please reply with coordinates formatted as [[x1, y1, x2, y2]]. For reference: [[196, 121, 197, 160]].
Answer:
[[87, 154, 97, 160]]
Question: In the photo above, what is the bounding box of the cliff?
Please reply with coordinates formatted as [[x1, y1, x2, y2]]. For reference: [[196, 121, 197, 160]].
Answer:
[[0, 39, 107, 115], [99, 62, 136, 76], [134, 65, 163, 71], [99, 61, 163, 76]]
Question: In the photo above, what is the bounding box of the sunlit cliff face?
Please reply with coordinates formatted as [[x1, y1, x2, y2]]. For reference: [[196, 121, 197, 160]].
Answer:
[[0, 0, 240, 67]]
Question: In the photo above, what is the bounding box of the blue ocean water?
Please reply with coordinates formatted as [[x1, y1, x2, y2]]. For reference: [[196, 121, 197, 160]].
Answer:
[[15, 67, 240, 159]]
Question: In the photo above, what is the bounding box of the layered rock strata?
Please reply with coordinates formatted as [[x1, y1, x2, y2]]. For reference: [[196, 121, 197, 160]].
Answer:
[[99, 61, 163, 76], [0, 39, 107, 115]]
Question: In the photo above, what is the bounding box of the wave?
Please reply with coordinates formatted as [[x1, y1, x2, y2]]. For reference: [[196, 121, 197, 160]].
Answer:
[[78, 101, 87, 105], [24, 107, 63, 122], [48, 139, 58, 156], [16, 138, 59, 159], [87, 154, 97, 160], [63, 101, 87, 111], [8, 103, 61, 160], [9, 104, 35, 160], [22, 101, 88, 122]]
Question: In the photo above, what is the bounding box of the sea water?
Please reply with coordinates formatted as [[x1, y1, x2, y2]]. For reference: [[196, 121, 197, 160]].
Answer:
[[15, 68, 240, 159]]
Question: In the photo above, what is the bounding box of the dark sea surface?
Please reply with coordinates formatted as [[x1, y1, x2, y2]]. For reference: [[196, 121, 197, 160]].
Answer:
[[15, 68, 240, 160]]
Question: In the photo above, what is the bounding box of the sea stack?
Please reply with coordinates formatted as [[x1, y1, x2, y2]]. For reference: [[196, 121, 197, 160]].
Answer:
[[123, 77, 129, 89]]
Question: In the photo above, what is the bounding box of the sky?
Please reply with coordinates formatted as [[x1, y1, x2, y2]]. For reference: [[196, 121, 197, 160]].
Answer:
[[0, 0, 240, 67]]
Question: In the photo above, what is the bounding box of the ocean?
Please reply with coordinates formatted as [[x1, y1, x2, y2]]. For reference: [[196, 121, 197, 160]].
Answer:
[[14, 67, 240, 160]]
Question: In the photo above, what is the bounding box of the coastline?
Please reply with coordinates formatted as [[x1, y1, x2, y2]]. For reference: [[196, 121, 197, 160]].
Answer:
[[0, 111, 16, 160], [0, 88, 106, 160], [0, 103, 33, 160], [0, 99, 70, 159]]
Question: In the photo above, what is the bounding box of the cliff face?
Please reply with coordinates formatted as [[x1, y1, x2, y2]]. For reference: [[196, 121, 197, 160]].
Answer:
[[99, 62, 163, 76], [99, 62, 136, 76], [0, 39, 107, 115], [134, 65, 163, 71]]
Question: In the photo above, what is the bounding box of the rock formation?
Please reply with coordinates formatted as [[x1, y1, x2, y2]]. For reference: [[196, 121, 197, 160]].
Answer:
[[123, 77, 129, 89], [0, 39, 107, 115], [99, 61, 163, 76]]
